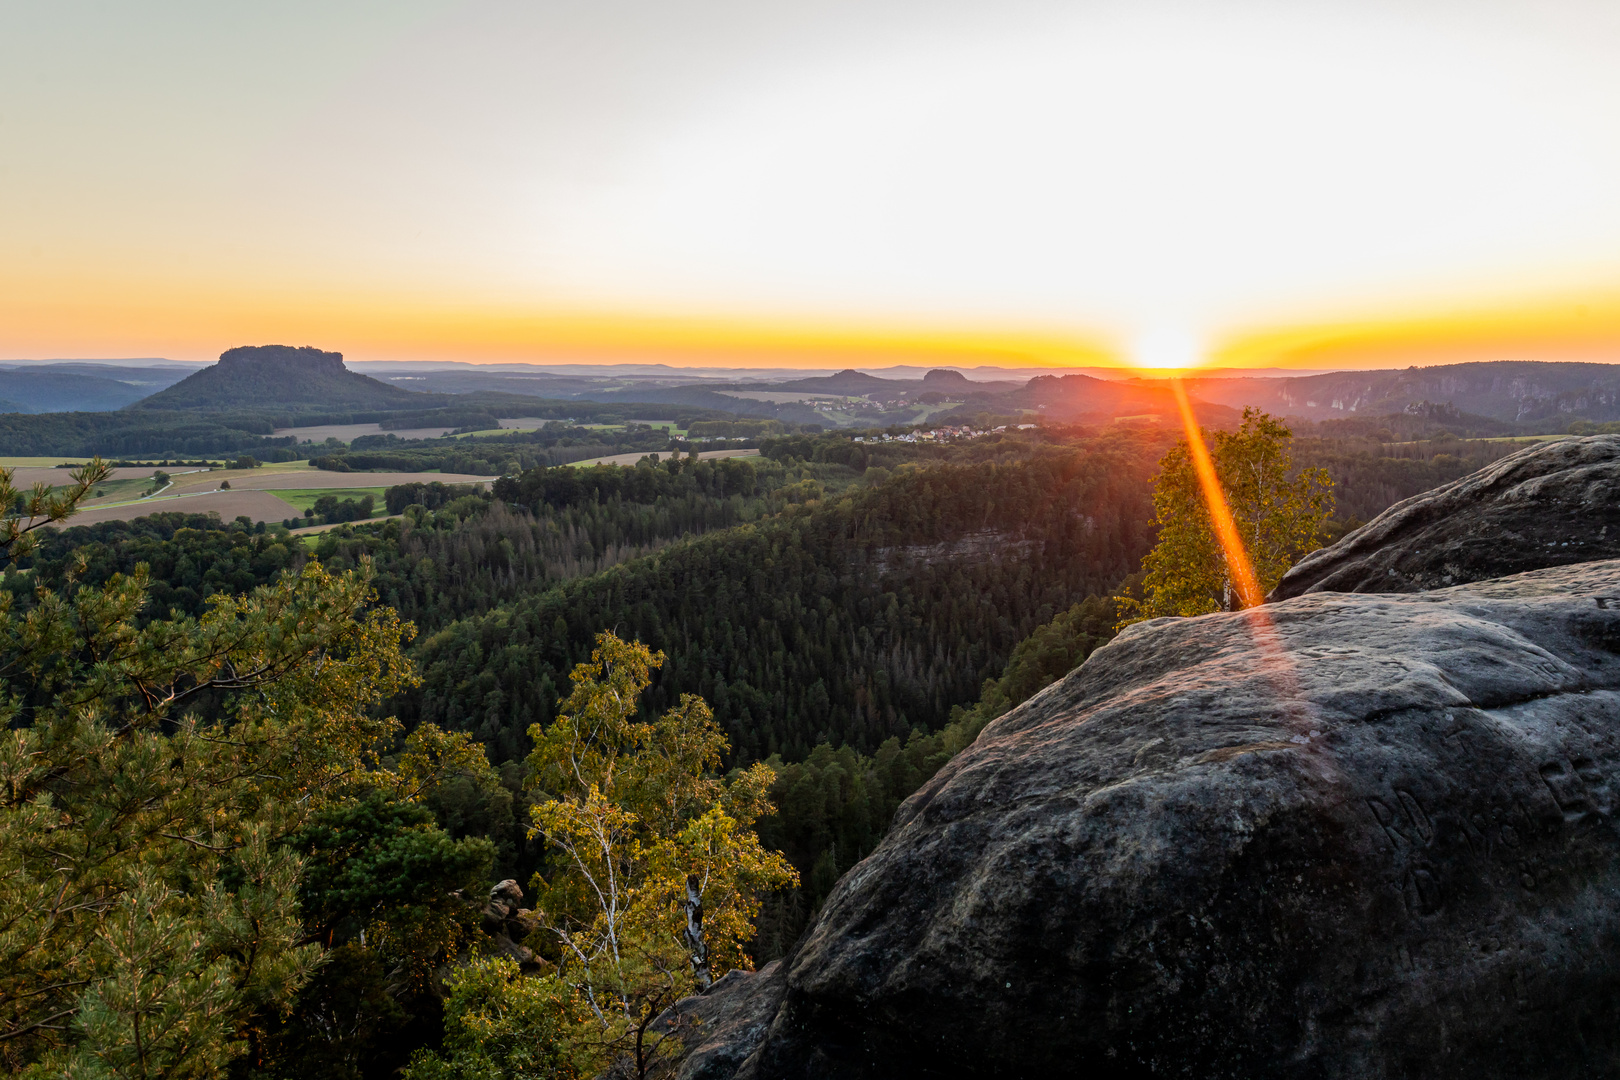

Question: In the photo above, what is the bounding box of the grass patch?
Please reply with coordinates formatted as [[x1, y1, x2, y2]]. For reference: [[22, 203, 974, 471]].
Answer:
[[83, 478, 156, 503], [268, 487, 387, 514]]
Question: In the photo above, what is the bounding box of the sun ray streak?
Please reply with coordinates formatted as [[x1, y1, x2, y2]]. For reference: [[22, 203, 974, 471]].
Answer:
[[1161, 378, 1335, 757], [1166, 377, 1265, 610]]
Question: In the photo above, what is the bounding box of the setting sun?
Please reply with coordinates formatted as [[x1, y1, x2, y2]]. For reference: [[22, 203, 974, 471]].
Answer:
[[1132, 327, 1204, 371]]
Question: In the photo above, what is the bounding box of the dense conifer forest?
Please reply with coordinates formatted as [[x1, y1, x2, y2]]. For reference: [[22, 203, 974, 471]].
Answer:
[[405, 444, 1157, 764]]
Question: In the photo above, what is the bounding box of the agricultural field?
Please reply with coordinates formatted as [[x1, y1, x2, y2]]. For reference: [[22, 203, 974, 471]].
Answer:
[[449, 427, 523, 438], [12, 465, 197, 487], [40, 462, 494, 526], [67, 490, 304, 528], [0, 457, 98, 468], [272, 422, 456, 442]]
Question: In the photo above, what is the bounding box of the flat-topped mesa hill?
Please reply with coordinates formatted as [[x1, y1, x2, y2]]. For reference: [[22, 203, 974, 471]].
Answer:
[[129, 344, 444, 412]]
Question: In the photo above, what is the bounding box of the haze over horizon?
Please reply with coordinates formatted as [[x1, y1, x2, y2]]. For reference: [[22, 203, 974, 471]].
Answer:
[[8, 1, 1620, 371]]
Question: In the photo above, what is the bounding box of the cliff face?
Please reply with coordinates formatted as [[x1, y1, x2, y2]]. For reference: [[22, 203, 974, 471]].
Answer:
[[216, 344, 345, 375], [131, 344, 440, 412], [659, 449, 1620, 1080]]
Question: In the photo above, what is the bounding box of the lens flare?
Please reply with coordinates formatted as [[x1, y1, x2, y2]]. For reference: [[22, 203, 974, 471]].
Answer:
[[1166, 377, 1265, 609], [1127, 363, 1332, 760]]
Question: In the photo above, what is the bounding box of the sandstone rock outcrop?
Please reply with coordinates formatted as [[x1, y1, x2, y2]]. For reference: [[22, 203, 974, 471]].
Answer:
[[482, 879, 542, 972], [1273, 434, 1620, 600], [676, 559, 1620, 1078]]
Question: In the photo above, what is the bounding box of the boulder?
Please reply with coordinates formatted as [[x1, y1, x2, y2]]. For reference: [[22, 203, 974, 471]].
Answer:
[[694, 559, 1620, 1078], [1273, 434, 1620, 600]]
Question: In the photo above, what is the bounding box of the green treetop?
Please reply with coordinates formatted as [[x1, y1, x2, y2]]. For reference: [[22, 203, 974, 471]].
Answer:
[[1118, 408, 1335, 623], [0, 457, 430, 1078]]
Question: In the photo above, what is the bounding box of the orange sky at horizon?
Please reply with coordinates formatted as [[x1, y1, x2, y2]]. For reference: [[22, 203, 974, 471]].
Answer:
[[0, 278, 1113, 368], [11, 3, 1620, 375], [8, 274, 1620, 373]]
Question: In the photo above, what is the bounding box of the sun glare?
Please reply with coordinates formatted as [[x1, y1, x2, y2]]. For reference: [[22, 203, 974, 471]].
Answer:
[[1132, 327, 1203, 371]]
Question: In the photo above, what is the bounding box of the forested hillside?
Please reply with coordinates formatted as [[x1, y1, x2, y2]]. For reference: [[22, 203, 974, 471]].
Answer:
[[1292, 432, 1540, 525], [0, 409, 298, 456], [0, 368, 157, 411], [13, 426, 1537, 772], [405, 446, 1157, 763]]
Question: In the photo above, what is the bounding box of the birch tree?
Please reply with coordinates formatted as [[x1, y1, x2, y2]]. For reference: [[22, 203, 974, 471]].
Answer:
[[523, 632, 796, 1076]]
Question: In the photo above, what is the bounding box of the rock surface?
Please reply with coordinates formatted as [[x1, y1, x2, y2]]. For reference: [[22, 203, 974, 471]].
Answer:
[[1273, 434, 1620, 600], [687, 559, 1620, 1078], [481, 879, 542, 971], [654, 962, 786, 1080]]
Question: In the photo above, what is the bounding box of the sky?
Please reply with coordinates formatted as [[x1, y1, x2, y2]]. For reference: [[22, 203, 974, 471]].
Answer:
[[6, 0, 1620, 370]]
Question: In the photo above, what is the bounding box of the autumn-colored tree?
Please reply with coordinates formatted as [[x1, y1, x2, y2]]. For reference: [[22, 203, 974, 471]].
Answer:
[[523, 632, 796, 1077], [402, 957, 588, 1080], [1117, 408, 1334, 623]]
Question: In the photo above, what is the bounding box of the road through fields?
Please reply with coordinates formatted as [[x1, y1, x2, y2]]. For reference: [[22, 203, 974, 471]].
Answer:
[[41, 463, 497, 526]]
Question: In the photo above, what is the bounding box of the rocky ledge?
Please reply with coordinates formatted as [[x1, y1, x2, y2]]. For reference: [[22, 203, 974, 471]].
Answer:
[[1272, 434, 1620, 599], [669, 558, 1620, 1078]]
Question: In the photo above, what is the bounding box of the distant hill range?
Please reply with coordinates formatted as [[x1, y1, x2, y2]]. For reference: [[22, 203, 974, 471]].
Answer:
[[0, 364, 188, 412], [769, 369, 899, 395], [0, 346, 1611, 434], [728, 361, 1620, 430], [1171, 361, 1620, 424], [131, 345, 449, 413]]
